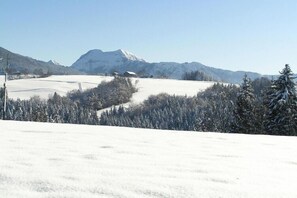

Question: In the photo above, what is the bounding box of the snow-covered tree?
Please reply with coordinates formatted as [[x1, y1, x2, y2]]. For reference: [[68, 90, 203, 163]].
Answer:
[[233, 74, 256, 133], [264, 64, 297, 135]]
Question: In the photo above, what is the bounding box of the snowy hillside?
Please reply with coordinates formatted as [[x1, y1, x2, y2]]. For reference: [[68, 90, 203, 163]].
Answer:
[[1, 120, 297, 198], [71, 49, 264, 83], [0, 75, 112, 100], [0, 75, 215, 102]]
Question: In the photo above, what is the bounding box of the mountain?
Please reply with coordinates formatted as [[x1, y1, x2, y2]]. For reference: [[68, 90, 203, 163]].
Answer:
[[71, 49, 265, 83], [71, 49, 146, 73], [48, 60, 61, 66], [0, 47, 83, 75]]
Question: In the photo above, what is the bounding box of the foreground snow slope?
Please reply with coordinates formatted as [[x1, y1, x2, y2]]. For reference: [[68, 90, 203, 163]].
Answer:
[[0, 75, 215, 103], [1, 120, 297, 198]]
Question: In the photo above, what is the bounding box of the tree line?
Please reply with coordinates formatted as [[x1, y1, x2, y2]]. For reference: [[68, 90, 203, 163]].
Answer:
[[233, 64, 297, 135], [182, 70, 216, 81], [101, 64, 297, 136], [1, 65, 296, 136], [99, 84, 239, 132], [0, 77, 137, 124]]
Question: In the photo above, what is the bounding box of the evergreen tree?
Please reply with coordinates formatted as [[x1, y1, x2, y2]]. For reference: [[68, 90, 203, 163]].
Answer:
[[264, 64, 297, 135], [233, 74, 256, 133], [182, 70, 214, 81], [250, 77, 272, 134]]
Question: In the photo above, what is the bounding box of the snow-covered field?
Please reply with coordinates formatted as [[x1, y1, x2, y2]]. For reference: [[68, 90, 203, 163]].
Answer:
[[1, 120, 297, 198], [0, 75, 215, 103], [0, 75, 113, 100], [1, 75, 296, 197]]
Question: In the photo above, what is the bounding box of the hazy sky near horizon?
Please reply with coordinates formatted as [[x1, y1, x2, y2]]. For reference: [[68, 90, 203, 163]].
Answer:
[[1, 0, 297, 74]]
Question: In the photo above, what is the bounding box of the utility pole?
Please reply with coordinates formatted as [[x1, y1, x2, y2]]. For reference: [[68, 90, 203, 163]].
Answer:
[[3, 70, 7, 120], [1, 55, 8, 120]]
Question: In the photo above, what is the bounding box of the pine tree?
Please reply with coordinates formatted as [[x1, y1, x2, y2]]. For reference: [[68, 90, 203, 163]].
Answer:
[[233, 74, 256, 133], [264, 64, 297, 135]]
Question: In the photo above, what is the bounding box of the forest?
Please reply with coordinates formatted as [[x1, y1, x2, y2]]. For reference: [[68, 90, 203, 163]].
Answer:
[[0, 77, 136, 124], [1, 65, 296, 136], [101, 64, 297, 136]]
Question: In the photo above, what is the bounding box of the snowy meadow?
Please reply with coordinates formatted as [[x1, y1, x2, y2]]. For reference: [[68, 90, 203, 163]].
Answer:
[[0, 75, 297, 197], [0, 75, 215, 101], [1, 120, 297, 198]]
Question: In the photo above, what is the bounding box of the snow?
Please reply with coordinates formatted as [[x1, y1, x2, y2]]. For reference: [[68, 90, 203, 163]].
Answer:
[[125, 71, 137, 75], [0, 72, 296, 197], [69, 49, 263, 83], [130, 78, 214, 104], [117, 49, 144, 62], [71, 49, 145, 71], [0, 75, 113, 100], [48, 60, 61, 65], [1, 120, 297, 198], [0, 75, 215, 102]]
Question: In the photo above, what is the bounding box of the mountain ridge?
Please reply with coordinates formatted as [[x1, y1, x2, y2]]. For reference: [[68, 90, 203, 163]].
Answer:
[[0, 47, 269, 83], [0, 47, 83, 75], [71, 49, 265, 83], [48, 60, 61, 66]]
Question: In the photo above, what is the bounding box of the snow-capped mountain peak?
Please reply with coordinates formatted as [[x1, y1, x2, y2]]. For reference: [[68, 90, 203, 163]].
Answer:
[[71, 49, 145, 72], [48, 60, 61, 65], [115, 49, 145, 62]]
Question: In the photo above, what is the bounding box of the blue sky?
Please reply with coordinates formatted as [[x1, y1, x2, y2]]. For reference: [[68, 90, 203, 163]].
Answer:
[[1, 0, 297, 74]]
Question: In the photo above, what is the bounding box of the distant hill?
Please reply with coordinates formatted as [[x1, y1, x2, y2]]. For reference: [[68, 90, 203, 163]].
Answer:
[[71, 49, 266, 83], [71, 49, 146, 74], [0, 47, 83, 75]]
